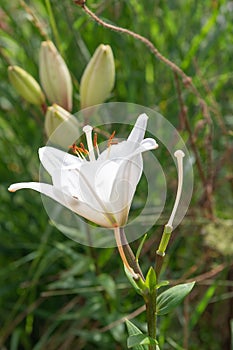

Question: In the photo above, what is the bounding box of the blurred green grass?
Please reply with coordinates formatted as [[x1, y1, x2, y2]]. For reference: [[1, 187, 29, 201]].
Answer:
[[0, 0, 232, 349]]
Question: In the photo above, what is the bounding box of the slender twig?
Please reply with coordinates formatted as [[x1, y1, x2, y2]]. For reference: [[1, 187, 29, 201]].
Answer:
[[74, 0, 214, 217], [74, 1, 212, 114], [173, 72, 214, 217], [0, 298, 44, 346], [75, 1, 190, 83], [193, 58, 227, 134], [173, 72, 206, 186], [20, 1, 49, 40], [99, 305, 146, 332]]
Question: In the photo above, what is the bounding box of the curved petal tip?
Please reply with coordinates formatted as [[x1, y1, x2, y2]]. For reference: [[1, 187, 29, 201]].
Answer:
[[140, 138, 158, 151], [8, 184, 18, 192], [138, 113, 148, 121]]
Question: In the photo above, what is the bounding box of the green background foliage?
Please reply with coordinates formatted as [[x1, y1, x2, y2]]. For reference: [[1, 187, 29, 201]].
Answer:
[[0, 0, 232, 349]]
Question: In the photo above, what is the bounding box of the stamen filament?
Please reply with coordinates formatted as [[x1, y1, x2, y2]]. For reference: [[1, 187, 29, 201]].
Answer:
[[69, 143, 88, 160], [167, 150, 185, 228], [83, 125, 95, 161], [107, 130, 116, 159], [93, 132, 100, 156], [108, 130, 116, 147]]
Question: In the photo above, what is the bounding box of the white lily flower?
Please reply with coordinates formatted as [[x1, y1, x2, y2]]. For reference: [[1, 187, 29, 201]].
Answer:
[[8, 113, 158, 228]]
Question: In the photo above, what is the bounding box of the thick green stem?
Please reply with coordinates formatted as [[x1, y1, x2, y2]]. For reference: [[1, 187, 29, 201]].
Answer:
[[155, 225, 172, 278], [145, 289, 157, 350]]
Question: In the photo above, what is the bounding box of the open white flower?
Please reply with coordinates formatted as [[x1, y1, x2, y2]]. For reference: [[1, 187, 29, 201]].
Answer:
[[8, 114, 158, 228]]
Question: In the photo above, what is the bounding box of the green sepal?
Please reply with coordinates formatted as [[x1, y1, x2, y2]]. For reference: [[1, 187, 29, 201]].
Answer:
[[157, 281, 195, 315], [145, 266, 157, 292], [127, 334, 158, 348]]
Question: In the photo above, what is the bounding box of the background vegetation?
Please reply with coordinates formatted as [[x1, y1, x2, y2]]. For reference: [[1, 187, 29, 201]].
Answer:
[[0, 0, 232, 349]]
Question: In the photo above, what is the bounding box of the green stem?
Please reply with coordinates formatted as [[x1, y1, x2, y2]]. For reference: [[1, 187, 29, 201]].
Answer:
[[155, 251, 165, 278], [44, 0, 61, 50], [155, 224, 172, 278], [145, 289, 157, 350]]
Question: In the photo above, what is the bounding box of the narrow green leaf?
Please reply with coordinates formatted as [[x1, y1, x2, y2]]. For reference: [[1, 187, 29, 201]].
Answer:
[[189, 283, 216, 330], [125, 320, 146, 350], [136, 234, 147, 261], [127, 334, 158, 348], [156, 280, 169, 289], [157, 282, 195, 315], [145, 267, 157, 292], [125, 319, 143, 336]]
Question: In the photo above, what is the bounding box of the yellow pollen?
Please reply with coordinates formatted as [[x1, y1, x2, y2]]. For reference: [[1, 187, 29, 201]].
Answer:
[[69, 143, 89, 159]]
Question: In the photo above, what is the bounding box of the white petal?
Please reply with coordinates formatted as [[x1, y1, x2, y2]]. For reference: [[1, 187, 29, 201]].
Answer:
[[97, 123, 156, 163], [58, 163, 108, 212], [97, 140, 136, 162], [140, 138, 158, 151], [8, 182, 116, 227], [127, 113, 148, 143], [105, 137, 158, 223], [95, 160, 121, 202], [97, 113, 149, 163], [39, 147, 82, 176], [95, 136, 157, 211], [109, 154, 143, 211]]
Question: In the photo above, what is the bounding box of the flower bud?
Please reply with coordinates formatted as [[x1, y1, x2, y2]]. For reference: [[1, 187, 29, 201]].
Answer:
[[45, 104, 80, 148], [80, 44, 115, 109], [39, 41, 73, 111], [8, 65, 45, 106]]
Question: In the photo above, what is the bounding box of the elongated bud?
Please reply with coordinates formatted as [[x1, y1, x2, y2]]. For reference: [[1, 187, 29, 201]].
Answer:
[[39, 41, 73, 111], [45, 104, 80, 147], [8, 65, 45, 106], [80, 44, 115, 109]]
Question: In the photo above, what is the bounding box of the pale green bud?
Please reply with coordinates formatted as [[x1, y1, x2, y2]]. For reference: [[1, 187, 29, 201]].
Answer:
[[39, 41, 73, 111], [8, 65, 45, 106], [80, 44, 115, 109], [45, 104, 80, 148]]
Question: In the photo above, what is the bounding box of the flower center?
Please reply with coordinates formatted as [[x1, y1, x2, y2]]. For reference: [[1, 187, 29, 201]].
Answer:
[[70, 125, 118, 161], [69, 143, 88, 159]]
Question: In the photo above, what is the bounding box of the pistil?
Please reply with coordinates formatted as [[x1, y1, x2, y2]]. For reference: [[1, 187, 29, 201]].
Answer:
[[167, 150, 185, 228], [83, 125, 95, 161]]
